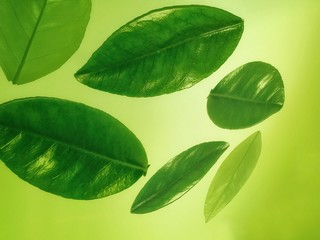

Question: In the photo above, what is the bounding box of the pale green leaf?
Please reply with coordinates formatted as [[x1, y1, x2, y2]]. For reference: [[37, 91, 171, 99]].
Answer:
[[0, 0, 91, 84], [0, 97, 148, 199], [204, 131, 262, 222], [75, 5, 243, 97]]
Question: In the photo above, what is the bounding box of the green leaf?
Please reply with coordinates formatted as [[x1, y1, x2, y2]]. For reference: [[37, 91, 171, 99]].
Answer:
[[204, 131, 262, 222], [75, 5, 244, 97], [0, 0, 91, 84], [0, 97, 148, 200], [207, 61, 285, 129], [131, 141, 229, 214]]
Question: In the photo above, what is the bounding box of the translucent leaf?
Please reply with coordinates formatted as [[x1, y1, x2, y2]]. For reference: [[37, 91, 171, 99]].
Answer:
[[204, 131, 262, 222], [0, 0, 91, 84]]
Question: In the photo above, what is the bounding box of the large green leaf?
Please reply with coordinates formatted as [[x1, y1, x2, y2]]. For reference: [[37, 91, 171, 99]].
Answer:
[[207, 61, 285, 129], [0, 0, 91, 84], [0, 97, 148, 199], [75, 5, 244, 97], [204, 131, 262, 222], [131, 141, 229, 214]]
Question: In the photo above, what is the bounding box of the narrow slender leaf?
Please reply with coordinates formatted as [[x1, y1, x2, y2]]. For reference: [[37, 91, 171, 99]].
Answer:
[[204, 131, 262, 222], [207, 61, 285, 129], [131, 141, 229, 214], [75, 5, 244, 97], [0, 0, 91, 84], [0, 97, 148, 199]]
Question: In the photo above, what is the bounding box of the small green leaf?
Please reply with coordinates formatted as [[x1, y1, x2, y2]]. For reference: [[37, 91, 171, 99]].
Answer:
[[0, 97, 148, 199], [131, 141, 229, 214], [75, 5, 244, 97], [204, 131, 262, 222], [207, 61, 285, 129], [0, 0, 91, 84]]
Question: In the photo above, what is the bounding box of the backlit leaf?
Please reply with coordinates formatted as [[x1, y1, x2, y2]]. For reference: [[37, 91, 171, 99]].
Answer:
[[0, 97, 148, 199], [207, 61, 285, 129], [75, 5, 243, 97], [204, 131, 262, 222], [131, 141, 229, 214], [0, 0, 91, 84]]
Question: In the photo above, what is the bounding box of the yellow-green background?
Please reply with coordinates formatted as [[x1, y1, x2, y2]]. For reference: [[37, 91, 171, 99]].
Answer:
[[1, 0, 319, 239]]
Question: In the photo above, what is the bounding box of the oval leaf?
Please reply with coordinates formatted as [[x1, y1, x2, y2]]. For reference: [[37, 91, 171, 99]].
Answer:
[[0, 0, 91, 84], [204, 131, 262, 222], [207, 61, 285, 129], [0, 97, 148, 199], [131, 141, 229, 214], [75, 5, 244, 97]]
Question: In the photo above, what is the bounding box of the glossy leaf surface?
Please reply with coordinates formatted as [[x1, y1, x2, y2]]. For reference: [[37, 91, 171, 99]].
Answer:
[[131, 141, 229, 214], [207, 61, 285, 129], [204, 131, 262, 222], [0, 0, 91, 84], [0, 97, 148, 199], [75, 5, 244, 97]]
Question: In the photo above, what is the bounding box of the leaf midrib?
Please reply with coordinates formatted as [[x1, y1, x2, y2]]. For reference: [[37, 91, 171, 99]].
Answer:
[[12, 0, 48, 84], [206, 132, 259, 221], [76, 22, 243, 76], [209, 92, 283, 107], [0, 122, 147, 173]]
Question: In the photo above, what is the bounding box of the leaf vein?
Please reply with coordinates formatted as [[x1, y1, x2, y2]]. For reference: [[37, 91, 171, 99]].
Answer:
[[0, 123, 147, 173], [12, 0, 48, 83], [76, 22, 243, 76], [209, 92, 283, 107]]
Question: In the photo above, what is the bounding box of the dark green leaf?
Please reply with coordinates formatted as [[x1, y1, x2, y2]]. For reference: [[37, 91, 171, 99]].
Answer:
[[204, 131, 262, 222], [75, 5, 244, 97], [131, 141, 229, 214], [207, 61, 285, 129], [0, 97, 148, 199], [0, 0, 91, 84]]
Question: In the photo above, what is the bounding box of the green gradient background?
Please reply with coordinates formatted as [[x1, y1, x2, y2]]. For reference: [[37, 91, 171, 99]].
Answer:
[[1, 0, 319, 239]]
